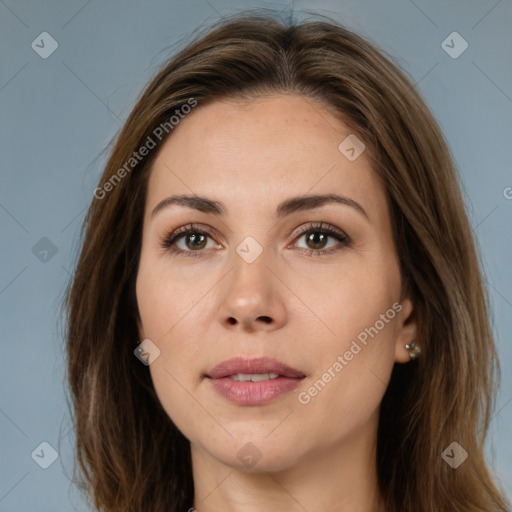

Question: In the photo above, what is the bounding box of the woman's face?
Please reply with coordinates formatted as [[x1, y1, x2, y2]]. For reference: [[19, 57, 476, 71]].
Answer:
[[135, 94, 417, 472]]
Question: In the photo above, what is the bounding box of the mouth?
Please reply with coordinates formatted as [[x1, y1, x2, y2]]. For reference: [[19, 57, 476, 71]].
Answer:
[[229, 372, 280, 382], [205, 357, 306, 405], [205, 356, 306, 379]]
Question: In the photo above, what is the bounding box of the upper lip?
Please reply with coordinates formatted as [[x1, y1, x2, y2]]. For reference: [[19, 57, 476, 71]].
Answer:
[[206, 357, 305, 379]]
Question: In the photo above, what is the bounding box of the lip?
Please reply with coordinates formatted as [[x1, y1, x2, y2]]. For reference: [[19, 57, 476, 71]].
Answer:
[[206, 356, 305, 379], [205, 357, 306, 406]]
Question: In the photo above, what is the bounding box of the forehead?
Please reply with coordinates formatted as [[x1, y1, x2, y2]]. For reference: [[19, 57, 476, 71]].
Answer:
[[146, 94, 386, 221]]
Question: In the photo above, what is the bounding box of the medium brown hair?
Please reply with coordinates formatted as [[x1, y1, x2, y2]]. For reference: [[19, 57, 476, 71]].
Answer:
[[64, 10, 510, 512]]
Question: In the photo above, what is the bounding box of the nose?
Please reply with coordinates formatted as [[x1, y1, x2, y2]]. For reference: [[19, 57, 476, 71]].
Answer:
[[216, 249, 287, 333]]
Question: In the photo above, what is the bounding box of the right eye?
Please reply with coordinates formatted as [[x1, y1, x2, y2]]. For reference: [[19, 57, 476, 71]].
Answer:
[[159, 224, 222, 257]]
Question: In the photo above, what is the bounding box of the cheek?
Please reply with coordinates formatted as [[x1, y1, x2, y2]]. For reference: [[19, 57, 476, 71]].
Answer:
[[288, 252, 400, 344], [136, 263, 209, 414], [148, 363, 209, 443], [293, 264, 399, 419], [297, 318, 397, 442], [136, 256, 215, 341], [138, 278, 209, 437], [137, 277, 207, 375]]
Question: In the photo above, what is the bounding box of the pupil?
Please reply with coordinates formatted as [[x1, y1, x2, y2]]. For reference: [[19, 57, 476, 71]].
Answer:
[[308, 232, 326, 249], [187, 233, 206, 250]]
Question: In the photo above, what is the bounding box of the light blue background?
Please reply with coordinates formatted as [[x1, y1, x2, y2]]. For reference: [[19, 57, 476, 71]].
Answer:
[[1, 1, 511, 510]]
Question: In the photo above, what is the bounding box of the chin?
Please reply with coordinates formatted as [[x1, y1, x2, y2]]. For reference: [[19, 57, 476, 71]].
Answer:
[[202, 435, 305, 474]]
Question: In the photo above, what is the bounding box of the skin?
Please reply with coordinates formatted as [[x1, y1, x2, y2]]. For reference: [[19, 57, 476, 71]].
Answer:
[[135, 94, 418, 512]]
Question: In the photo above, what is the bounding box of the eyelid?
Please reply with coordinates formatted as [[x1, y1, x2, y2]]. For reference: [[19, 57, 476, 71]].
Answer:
[[158, 223, 218, 250], [289, 221, 348, 243]]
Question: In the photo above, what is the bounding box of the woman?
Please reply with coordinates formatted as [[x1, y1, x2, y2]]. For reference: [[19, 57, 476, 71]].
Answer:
[[64, 11, 510, 512]]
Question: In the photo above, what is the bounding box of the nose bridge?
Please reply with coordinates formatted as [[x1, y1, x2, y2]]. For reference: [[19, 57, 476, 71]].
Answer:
[[216, 237, 287, 332]]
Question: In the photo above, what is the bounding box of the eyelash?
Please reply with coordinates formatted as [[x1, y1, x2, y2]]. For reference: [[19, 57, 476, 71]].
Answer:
[[158, 222, 352, 258]]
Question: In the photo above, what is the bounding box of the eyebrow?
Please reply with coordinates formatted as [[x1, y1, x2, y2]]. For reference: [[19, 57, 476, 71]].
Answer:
[[151, 193, 369, 221]]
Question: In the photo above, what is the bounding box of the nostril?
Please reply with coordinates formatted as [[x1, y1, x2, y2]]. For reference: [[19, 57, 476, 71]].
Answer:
[[227, 317, 237, 325], [258, 316, 272, 323]]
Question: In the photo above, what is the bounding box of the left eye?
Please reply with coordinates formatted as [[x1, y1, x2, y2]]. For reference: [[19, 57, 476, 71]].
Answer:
[[293, 229, 346, 251], [289, 223, 351, 255]]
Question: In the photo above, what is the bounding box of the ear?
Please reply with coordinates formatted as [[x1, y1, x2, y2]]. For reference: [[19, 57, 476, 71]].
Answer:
[[394, 296, 418, 364]]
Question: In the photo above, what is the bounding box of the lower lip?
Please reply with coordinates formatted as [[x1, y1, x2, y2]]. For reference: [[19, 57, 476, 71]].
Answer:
[[207, 376, 303, 405]]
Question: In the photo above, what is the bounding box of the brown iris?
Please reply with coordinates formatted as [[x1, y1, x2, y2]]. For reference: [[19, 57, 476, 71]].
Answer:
[[305, 231, 328, 250], [185, 233, 207, 250]]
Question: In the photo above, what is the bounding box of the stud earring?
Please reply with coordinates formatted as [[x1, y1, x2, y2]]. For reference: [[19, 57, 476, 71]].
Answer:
[[405, 341, 421, 360]]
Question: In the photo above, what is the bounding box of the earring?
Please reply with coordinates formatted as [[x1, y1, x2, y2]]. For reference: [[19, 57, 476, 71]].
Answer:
[[405, 341, 421, 360]]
